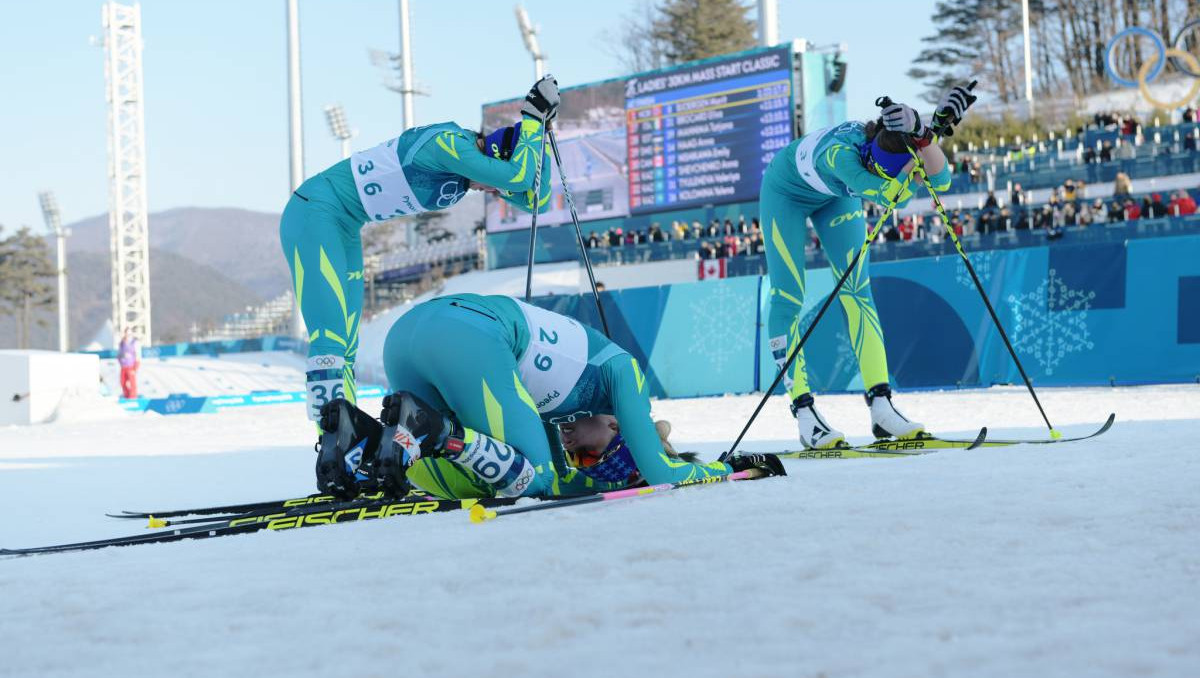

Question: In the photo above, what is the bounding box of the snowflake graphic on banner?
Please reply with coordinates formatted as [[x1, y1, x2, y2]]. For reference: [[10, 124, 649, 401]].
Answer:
[[687, 283, 755, 375], [955, 250, 997, 289], [1006, 268, 1096, 376]]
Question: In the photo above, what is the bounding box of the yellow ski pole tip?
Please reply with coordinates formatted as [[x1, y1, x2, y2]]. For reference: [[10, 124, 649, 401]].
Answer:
[[1050, 429, 1063, 439], [469, 504, 496, 524], [147, 515, 167, 529]]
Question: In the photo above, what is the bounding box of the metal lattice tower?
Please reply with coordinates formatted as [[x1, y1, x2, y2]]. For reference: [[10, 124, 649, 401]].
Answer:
[[103, 1, 152, 344]]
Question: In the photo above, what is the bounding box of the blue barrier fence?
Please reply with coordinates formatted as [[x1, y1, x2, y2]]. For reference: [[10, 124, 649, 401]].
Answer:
[[89, 335, 305, 360], [120, 385, 387, 415], [528, 234, 1200, 397], [552, 214, 1200, 272]]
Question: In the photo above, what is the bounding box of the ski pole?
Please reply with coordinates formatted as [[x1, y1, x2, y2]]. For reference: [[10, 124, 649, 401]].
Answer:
[[524, 112, 550, 302], [546, 127, 613, 338], [721, 172, 914, 462], [468, 469, 764, 523], [905, 147, 1059, 437]]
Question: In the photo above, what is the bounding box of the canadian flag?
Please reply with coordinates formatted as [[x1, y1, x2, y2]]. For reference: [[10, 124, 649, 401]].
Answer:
[[698, 258, 727, 280]]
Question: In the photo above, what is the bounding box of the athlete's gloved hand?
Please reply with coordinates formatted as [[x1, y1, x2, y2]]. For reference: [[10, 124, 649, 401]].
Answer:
[[931, 81, 978, 138], [882, 178, 914, 206], [881, 102, 926, 137], [521, 74, 560, 122], [726, 453, 787, 477]]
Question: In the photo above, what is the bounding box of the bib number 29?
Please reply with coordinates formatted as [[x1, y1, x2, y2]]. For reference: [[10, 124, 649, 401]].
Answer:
[[534, 326, 557, 371]]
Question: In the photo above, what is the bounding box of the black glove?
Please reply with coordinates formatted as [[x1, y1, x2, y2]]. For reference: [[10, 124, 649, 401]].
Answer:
[[520, 74, 560, 122], [931, 81, 978, 138], [726, 453, 787, 477]]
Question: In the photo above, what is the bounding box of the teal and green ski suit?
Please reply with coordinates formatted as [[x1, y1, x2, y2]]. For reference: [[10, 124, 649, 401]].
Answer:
[[759, 120, 952, 398], [382, 294, 733, 499], [279, 118, 551, 418]]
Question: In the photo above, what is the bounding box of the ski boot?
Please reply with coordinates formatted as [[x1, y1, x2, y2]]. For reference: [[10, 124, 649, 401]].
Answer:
[[315, 398, 384, 499], [380, 391, 536, 498], [866, 383, 924, 440], [791, 393, 846, 450]]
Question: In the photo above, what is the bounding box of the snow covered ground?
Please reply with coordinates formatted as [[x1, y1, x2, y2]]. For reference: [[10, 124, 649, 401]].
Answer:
[[99, 351, 308, 399], [1, 384, 1197, 678]]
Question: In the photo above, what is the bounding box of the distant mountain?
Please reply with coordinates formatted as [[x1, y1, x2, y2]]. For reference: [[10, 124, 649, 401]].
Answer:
[[0, 249, 263, 350], [63, 207, 292, 300], [61, 201, 488, 300], [6, 200, 489, 350]]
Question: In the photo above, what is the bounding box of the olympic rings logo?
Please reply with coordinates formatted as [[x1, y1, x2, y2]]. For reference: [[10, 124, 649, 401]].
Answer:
[[1105, 22, 1200, 108], [436, 179, 466, 208]]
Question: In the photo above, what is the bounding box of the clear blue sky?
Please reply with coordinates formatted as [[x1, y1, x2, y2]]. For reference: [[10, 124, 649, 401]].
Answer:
[[0, 0, 937, 232]]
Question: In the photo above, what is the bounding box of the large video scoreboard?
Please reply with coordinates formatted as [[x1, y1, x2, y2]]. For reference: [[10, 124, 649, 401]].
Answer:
[[624, 47, 793, 214], [481, 45, 798, 233]]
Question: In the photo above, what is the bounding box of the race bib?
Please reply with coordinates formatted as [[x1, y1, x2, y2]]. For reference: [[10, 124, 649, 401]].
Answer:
[[306, 354, 346, 421], [514, 300, 588, 413], [351, 140, 429, 221], [794, 127, 837, 196]]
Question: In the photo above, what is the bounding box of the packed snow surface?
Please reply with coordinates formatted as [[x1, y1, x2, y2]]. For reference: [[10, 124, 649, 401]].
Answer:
[[99, 351, 308, 399], [1, 384, 1197, 678]]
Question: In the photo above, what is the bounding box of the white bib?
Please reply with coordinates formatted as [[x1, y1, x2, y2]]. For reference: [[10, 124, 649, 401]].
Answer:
[[514, 300, 589, 413], [794, 127, 837, 196], [351, 139, 429, 221]]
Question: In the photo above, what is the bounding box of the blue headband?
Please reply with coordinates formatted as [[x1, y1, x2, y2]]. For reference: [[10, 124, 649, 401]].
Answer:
[[860, 136, 912, 178], [484, 122, 522, 160], [569, 434, 640, 485]]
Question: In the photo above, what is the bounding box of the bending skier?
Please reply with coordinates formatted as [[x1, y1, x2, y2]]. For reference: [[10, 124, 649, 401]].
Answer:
[[279, 75, 560, 424], [315, 294, 784, 499], [760, 84, 976, 449]]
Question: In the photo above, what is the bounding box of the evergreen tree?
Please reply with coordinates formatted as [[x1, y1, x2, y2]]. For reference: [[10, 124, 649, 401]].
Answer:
[[607, 0, 756, 72], [651, 0, 757, 65], [0, 226, 57, 349]]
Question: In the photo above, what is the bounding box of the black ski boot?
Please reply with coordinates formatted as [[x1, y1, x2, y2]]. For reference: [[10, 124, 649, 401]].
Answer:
[[316, 399, 384, 499], [375, 391, 460, 497]]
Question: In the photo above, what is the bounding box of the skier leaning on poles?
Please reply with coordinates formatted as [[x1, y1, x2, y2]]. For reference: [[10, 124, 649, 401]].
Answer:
[[279, 75, 561, 428], [758, 83, 977, 449]]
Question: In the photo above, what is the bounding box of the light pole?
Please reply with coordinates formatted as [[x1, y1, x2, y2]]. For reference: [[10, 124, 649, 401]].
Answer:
[[757, 0, 778, 47], [324, 104, 354, 159], [399, 0, 415, 129], [286, 0, 305, 339], [1021, 0, 1035, 118], [38, 191, 69, 352], [515, 5, 545, 79]]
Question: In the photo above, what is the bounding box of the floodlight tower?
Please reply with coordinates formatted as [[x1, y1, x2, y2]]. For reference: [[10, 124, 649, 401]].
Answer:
[[324, 104, 354, 159], [102, 1, 152, 344], [38, 191, 69, 352], [515, 5, 545, 79]]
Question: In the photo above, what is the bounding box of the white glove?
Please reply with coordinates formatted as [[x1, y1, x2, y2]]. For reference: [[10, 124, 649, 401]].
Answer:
[[520, 74, 560, 122], [881, 102, 925, 137]]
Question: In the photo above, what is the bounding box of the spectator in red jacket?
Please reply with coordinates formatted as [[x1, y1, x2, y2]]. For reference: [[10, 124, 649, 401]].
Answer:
[[1124, 199, 1141, 221], [1169, 190, 1197, 216]]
